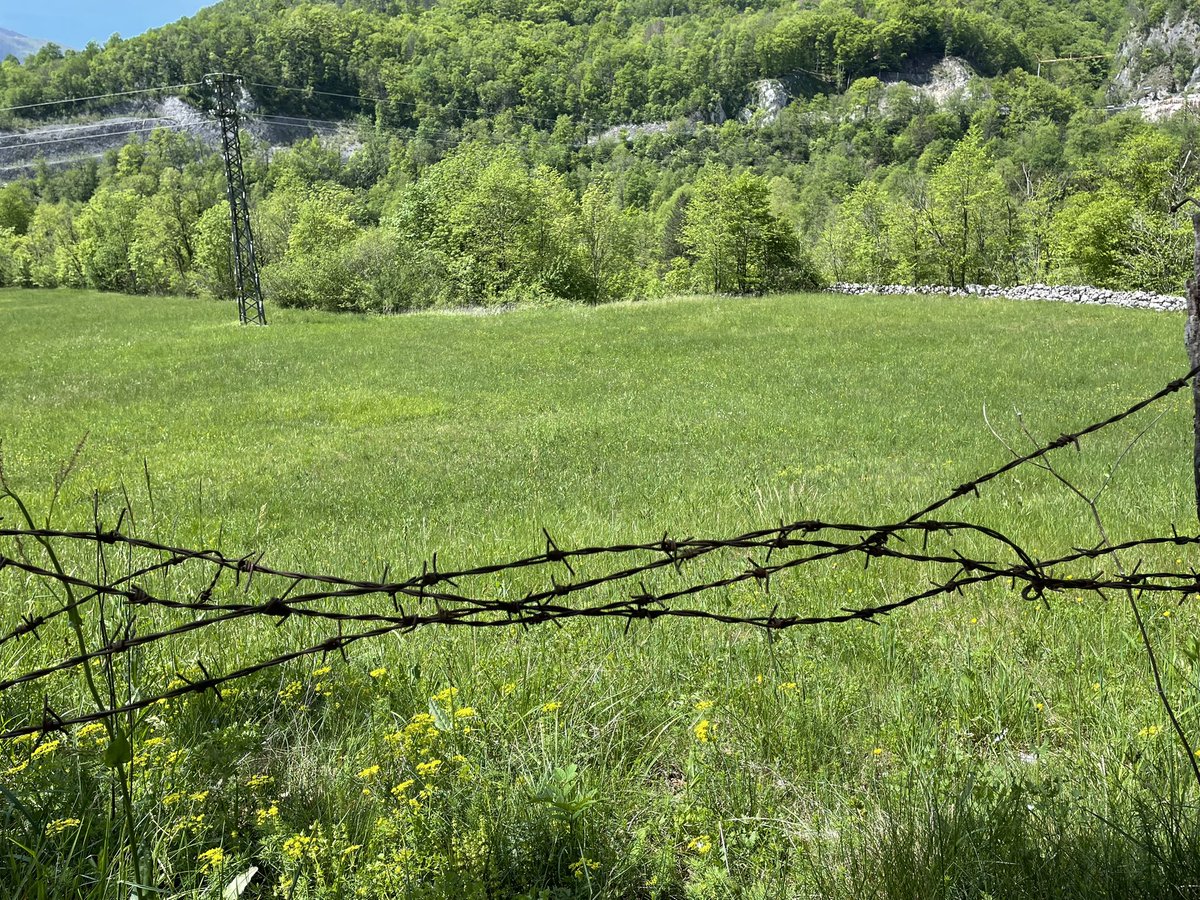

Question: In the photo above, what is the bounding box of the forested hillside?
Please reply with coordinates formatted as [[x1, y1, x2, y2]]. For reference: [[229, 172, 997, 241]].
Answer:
[[0, 0, 1198, 308]]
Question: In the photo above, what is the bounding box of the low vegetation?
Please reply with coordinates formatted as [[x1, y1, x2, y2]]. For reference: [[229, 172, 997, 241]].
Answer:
[[2, 289, 1199, 898]]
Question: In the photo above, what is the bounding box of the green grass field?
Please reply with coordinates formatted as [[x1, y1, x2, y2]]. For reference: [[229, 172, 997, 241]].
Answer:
[[2, 288, 1200, 899]]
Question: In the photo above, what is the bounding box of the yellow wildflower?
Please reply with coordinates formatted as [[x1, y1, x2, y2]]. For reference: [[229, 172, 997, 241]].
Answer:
[[694, 719, 711, 743], [358, 765, 381, 780], [369, 667, 388, 679], [256, 805, 279, 826], [30, 740, 61, 760], [416, 759, 443, 777], [283, 834, 316, 860], [569, 858, 601, 877], [540, 701, 561, 713], [46, 818, 81, 837], [198, 847, 226, 872], [391, 779, 416, 799]]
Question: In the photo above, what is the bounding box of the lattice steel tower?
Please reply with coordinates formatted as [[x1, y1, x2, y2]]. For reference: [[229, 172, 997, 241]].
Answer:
[[205, 73, 266, 325]]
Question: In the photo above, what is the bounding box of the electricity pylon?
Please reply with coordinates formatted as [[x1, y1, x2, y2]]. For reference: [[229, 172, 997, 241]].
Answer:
[[204, 72, 266, 326]]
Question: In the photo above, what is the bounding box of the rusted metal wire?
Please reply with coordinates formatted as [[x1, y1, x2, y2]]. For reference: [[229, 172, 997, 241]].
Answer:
[[1, 364, 1198, 740]]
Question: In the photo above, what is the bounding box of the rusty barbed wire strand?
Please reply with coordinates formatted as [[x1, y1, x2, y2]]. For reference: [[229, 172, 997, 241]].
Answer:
[[0, 365, 1198, 740]]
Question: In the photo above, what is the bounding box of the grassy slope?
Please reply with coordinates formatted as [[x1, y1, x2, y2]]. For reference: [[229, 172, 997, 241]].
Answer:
[[1, 289, 1199, 898]]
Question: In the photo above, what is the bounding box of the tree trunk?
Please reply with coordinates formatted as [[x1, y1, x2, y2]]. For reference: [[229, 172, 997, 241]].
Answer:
[[1185, 213, 1200, 524]]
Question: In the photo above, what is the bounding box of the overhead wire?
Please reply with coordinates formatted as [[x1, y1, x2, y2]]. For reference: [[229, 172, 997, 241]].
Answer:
[[0, 82, 203, 115], [0, 117, 185, 147], [0, 120, 210, 156]]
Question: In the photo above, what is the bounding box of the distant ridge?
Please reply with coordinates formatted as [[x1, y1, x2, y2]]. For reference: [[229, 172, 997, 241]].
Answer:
[[0, 27, 49, 60]]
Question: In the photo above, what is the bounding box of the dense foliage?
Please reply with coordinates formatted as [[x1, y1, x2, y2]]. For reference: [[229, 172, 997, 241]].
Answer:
[[0, 0, 1129, 126], [0, 0, 1197, 307]]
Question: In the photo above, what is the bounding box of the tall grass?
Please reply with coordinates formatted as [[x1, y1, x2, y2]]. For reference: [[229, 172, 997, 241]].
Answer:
[[0, 289, 1198, 898]]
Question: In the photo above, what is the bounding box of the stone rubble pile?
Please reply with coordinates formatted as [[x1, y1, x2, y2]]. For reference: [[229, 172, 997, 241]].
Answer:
[[827, 282, 1185, 312]]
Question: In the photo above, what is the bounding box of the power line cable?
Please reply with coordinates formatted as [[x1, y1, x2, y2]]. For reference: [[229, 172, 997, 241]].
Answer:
[[0, 82, 203, 115], [0, 122, 199, 154], [0, 117, 184, 147]]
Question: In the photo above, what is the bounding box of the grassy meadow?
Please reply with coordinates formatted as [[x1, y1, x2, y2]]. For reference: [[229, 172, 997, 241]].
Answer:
[[2, 288, 1200, 899]]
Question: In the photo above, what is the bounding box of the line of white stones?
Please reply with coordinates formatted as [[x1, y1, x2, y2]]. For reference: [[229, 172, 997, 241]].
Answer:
[[827, 282, 1185, 312]]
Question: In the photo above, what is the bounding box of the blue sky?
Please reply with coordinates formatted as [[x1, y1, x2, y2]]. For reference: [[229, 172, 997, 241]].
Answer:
[[3, 1, 212, 49]]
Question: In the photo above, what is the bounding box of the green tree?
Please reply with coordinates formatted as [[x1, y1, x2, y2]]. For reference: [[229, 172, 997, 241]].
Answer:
[[923, 128, 1008, 287], [0, 183, 36, 235], [75, 187, 141, 292], [189, 204, 236, 300], [682, 169, 818, 294], [823, 180, 898, 283], [396, 145, 583, 305], [577, 181, 659, 302], [24, 201, 83, 288], [1049, 188, 1134, 288]]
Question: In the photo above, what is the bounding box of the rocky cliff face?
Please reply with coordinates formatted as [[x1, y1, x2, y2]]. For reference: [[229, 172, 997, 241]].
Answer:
[[1112, 10, 1200, 103]]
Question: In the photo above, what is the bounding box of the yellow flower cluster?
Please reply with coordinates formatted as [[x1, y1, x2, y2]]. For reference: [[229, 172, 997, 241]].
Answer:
[[198, 847, 226, 872], [415, 759, 443, 778], [31, 740, 61, 760], [569, 858, 601, 877], [256, 804, 279, 826], [687, 835, 713, 855], [169, 814, 205, 837], [46, 818, 81, 837], [283, 833, 318, 860], [694, 720, 711, 744], [76, 722, 107, 746], [390, 779, 415, 799], [278, 681, 303, 705]]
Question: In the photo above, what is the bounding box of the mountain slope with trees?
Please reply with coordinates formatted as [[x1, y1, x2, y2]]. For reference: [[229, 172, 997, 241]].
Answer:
[[0, 0, 1198, 308]]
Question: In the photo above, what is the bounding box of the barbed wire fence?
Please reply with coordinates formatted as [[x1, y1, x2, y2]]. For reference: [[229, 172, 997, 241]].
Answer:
[[0, 360, 1198, 747]]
